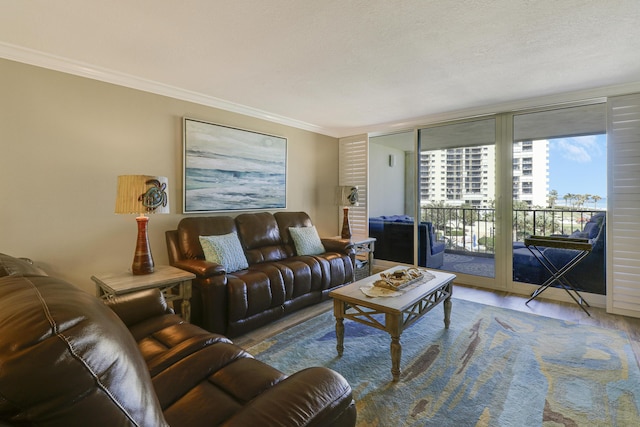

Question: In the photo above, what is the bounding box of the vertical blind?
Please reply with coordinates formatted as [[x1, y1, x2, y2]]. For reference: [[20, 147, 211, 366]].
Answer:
[[607, 93, 640, 317], [339, 135, 368, 238]]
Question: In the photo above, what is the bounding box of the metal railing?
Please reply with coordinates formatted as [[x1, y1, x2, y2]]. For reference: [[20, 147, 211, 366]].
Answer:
[[420, 206, 604, 255]]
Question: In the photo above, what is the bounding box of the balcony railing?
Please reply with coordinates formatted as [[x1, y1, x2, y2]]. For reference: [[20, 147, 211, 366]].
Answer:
[[420, 206, 605, 255]]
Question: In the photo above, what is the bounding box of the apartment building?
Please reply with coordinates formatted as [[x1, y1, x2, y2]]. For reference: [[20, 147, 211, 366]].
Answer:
[[419, 145, 495, 208], [419, 140, 548, 208], [512, 140, 549, 207]]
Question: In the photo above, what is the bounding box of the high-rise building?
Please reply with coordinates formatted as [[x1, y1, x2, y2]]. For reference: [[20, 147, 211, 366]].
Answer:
[[419, 140, 548, 208], [512, 140, 549, 207]]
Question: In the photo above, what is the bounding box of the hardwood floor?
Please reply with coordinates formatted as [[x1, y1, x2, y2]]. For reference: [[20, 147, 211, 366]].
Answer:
[[234, 283, 640, 367]]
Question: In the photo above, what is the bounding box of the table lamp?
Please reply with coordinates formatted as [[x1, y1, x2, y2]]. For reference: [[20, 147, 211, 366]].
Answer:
[[337, 185, 359, 239], [115, 175, 169, 275]]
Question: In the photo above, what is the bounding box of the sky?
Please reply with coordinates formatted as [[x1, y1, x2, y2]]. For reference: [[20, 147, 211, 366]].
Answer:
[[547, 134, 607, 206]]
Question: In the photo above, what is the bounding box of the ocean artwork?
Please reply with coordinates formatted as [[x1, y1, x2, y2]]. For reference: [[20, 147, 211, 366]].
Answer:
[[183, 118, 287, 212]]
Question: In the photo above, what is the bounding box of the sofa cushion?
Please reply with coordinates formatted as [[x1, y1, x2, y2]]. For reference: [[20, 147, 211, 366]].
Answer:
[[582, 222, 599, 239], [289, 226, 325, 256], [569, 230, 589, 239], [199, 232, 249, 273], [273, 211, 316, 257], [236, 212, 288, 264], [371, 215, 413, 223], [178, 216, 237, 260]]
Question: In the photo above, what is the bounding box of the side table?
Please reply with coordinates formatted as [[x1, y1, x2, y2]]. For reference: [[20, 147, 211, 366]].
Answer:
[[91, 265, 196, 322], [351, 236, 376, 280], [524, 235, 592, 316]]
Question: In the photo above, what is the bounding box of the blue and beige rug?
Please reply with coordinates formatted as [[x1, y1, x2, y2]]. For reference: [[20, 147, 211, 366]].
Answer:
[[247, 299, 640, 426]]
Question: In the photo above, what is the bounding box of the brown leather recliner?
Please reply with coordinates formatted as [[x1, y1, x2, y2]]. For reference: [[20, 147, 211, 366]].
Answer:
[[166, 211, 355, 337], [0, 253, 357, 426]]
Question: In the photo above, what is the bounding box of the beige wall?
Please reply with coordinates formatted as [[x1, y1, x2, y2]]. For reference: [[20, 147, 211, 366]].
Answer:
[[0, 59, 339, 293]]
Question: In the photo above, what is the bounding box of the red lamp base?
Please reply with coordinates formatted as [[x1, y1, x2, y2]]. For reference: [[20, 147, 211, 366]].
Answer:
[[341, 207, 352, 239], [132, 216, 154, 275]]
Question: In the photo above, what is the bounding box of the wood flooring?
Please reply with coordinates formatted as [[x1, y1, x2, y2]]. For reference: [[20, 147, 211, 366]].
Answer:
[[233, 283, 640, 367]]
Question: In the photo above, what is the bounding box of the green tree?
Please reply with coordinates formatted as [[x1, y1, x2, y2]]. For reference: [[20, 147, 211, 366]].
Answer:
[[576, 194, 588, 208], [513, 200, 560, 239], [460, 203, 476, 227], [424, 200, 449, 238], [513, 200, 533, 239], [592, 194, 602, 209], [547, 190, 558, 208]]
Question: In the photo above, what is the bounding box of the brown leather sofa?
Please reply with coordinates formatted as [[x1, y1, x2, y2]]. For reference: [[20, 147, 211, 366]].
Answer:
[[0, 252, 357, 426], [166, 211, 355, 337]]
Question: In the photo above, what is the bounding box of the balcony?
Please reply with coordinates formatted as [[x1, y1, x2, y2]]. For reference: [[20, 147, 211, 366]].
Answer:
[[421, 206, 602, 251], [418, 206, 606, 294]]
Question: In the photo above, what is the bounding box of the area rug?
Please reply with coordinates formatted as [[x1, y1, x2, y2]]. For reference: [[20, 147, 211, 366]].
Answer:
[[246, 298, 640, 426]]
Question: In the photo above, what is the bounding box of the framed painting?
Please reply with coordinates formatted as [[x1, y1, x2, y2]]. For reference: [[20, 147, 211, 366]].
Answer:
[[183, 118, 287, 213]]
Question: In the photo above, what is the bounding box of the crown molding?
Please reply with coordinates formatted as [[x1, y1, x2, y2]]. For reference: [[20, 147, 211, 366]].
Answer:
[[0, 42, 329, 136], [346, 81, 640, 138], [3, 42, 640, 140]]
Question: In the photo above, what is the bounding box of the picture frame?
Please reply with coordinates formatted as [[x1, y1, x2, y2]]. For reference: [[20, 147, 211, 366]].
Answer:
[[183, 118, 287, 213]]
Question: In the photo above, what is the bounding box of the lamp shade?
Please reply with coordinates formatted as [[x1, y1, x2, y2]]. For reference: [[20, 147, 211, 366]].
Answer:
[[115, 175, 170, 215], [337, 185, 359, 207]]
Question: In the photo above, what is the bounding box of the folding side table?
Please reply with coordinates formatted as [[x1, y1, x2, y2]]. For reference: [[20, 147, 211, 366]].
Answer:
[[524, 235, 592, 316]]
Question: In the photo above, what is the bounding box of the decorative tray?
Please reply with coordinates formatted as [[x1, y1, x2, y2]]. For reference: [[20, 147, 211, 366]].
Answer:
[[373, 267, 425, 291]]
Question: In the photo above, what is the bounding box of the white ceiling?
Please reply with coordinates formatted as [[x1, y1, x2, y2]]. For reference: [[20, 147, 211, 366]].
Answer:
[[2, 0, 640, 138]]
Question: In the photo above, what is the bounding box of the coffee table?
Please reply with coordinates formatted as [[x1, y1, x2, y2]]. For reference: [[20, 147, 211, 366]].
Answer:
[[329, 266, 455, 381]]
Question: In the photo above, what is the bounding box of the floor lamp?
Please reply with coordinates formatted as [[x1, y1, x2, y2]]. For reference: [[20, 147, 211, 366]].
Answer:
[[115, 175, 169, 275]]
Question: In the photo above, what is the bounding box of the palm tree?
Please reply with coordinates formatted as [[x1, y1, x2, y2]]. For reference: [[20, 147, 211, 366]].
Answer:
[[576, 194, 588, 208], [563, 193, 574, 207], [592, 194, 602, 209], [547, 190, 558, 208]]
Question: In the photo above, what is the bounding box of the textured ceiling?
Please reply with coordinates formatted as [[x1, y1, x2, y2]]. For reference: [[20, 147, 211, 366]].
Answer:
[[1, 0, 640, 137]]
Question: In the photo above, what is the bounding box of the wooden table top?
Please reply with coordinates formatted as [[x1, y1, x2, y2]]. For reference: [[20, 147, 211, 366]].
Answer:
[[91, 265, 195, 294], [329, 266, 455, 314]]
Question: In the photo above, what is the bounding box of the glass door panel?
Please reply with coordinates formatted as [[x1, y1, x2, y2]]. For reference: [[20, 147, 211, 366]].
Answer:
[[368, 131, 417, 268], [418, 118, 496, 278], [511, 104, 607, 295]]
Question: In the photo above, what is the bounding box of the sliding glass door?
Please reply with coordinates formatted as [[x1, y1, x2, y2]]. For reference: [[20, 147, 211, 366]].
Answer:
[[418, 118, 496, 282], [363, 103, 606, 298], [511, 103, 607, 295]]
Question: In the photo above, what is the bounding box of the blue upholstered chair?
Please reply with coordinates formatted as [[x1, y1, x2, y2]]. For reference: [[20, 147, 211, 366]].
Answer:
[[422, 222, 445, 269], [368, 216, 445, 269], [512, 212, 606, 295]]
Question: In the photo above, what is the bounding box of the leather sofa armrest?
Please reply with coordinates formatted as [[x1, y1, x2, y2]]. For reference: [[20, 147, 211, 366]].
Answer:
[[104, 288, 172, 327], [321, 238, 355, 254], [223, 367, 356, 427], [173, 259, 227, 277]]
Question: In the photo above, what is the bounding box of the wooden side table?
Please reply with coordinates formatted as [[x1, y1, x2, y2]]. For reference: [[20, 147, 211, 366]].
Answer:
[[351, 236, 376, 280], [91, 265, 196, 322]]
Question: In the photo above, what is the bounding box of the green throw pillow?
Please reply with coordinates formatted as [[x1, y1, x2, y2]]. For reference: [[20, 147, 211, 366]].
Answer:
[[199, 232, 249, 273], [289, 226, 325, 256]]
